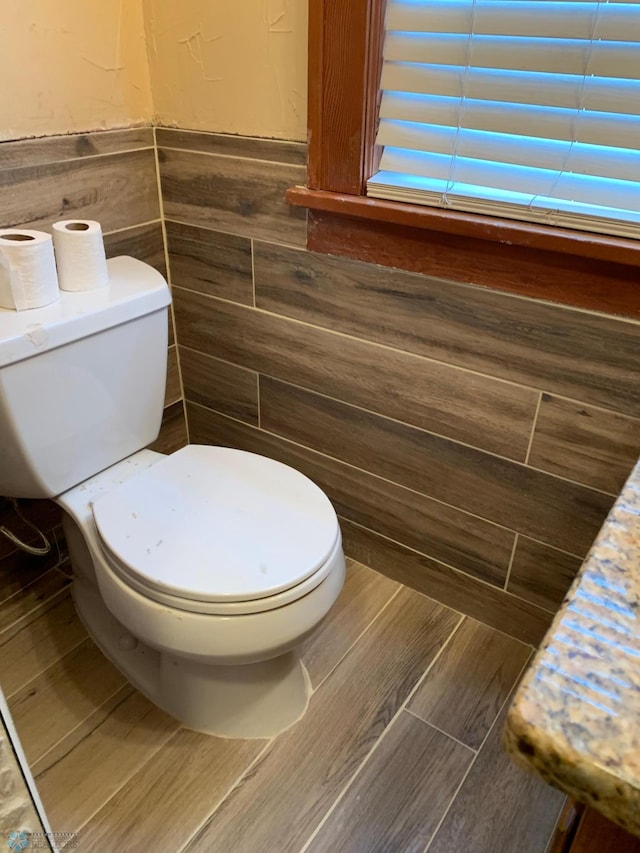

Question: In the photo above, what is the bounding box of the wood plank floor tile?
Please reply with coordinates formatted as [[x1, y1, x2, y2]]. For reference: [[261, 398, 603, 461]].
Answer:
[[184, 588, 460, 853], [156, 127, 307, 165], [158, 148, 306, 246], [172, 288, 538, 459], [254, 242, 640, 417], [0, 128, 154, 170], [103, 221, 167, 277], [8, 639, 127, 766], [31, 685, 134, 778], [149, 400, 188, 454], [300, 559, 399, 688], [342, 519, 552, 645], [0, 149, 160, 232], [0, 545, 63, 604], [164, 346, 182, 407], [260, 377, 613, 556], [0, 500, 61, 564], [427, 696, 565, 853], [508, 537, 583, 612], [78, 727, 265, 853], [180, 349, 258, 425], [37, 690, 180, 833], [409, 618, 530, 749], [0, 569, 71, 644], [306, 711, 472, 853], [529, 395, 640, 494], [0, 594, 86, 698], [187, 403, 515, 587], [165, 220, 253, 304]]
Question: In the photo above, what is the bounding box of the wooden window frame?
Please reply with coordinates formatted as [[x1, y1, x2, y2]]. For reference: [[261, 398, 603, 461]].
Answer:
[[286, 0, 640, 319]]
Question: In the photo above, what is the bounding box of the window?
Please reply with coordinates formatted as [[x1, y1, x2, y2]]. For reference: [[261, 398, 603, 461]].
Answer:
[[368, 0, 640, 240], [287, 0, 640, 318]]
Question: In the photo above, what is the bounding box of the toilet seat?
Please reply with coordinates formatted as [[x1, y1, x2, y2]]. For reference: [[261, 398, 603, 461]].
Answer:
[[91, 445, 340, 615]]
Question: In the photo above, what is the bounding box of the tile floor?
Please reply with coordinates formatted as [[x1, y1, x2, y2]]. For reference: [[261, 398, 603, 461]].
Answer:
[[0, 556, 565, 852]]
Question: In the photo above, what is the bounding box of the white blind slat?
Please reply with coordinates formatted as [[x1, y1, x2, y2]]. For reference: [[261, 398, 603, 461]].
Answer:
[[368, 173, 640, 238], [384, 33, 638, 77], [377, 122, 639, 182], [387, 1, 640, 42], [379, 92, 640, 149], [376, 159, 640, 213], [368, 0, 640, 238], [380, 64, 640, 115]]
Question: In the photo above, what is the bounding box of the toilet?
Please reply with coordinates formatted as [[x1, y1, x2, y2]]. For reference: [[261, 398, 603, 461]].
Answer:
[[0, 256, 346, 738]]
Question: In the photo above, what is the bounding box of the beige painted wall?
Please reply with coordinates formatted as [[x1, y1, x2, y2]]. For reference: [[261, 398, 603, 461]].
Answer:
[[1, 1, 307, 143], [0, 0, 153, 142], [144, 0, 308, 141]]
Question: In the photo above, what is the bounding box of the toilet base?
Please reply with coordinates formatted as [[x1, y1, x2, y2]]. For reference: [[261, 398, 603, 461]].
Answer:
[[73, 579, 311, 739]]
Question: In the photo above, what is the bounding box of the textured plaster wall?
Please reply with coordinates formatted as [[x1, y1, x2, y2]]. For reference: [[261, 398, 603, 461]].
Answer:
[[0, 0, 153, 142], [144, 0, 308, 140]]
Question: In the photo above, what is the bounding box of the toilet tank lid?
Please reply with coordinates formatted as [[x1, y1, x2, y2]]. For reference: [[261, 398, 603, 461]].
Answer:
[[0, 256, 171, 367]]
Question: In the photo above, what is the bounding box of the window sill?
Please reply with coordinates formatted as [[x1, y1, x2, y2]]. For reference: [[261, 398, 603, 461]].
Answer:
[[286, 186, 640, 319]]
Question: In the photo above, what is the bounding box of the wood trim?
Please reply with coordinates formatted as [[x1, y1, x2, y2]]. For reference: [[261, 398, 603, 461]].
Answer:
[[287, 186, 640, 269], [306, 209, 640, 319], [307, 0, 382, 193], [302, 0, 640, 318]]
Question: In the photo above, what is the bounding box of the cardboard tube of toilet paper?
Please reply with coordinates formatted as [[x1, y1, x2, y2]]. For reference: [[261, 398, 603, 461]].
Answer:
[[52, 219, 109, 291], [0, 229, 60, 311]]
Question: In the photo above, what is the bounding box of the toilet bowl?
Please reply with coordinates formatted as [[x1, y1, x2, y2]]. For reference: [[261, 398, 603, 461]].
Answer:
[[0, 256, 346, 738], [58, 444, 345, 738]]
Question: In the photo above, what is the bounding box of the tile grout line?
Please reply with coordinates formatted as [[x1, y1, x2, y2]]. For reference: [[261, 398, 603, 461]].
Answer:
[[252, 374, 614, 495], [0, 142, 157, 174], [102, 217, 163, 237], [309, 585, 403, 696], [173, 299, 617, 497], [179, 345, 258, 377], [170, 284, 550, 397], [5, 633, 90, 702], [62, 722, 181, 840], [339, 516, 554, 636], [422, 652, 534, 853], [151, 126, 190, 444], [543, 798, 573, 853], [525, 391, 544, 465], [177, 577, 402, 851], [156, 143, 307, 169], [176, 739, 275, 853], [503, 533, 520, 593], [0, 583, 71, 647], [403, 708, 477, 755], [34, 686, 135, 779], [165, 216, 304, 252], [160, 204, 640, 327], [171, 280, 640, 422], [250, 237, 256, 308], [256, 374, 261, 429], [29, 683, 134, 778], [297, 614, 465, 853], [184, 398, 592, 557]]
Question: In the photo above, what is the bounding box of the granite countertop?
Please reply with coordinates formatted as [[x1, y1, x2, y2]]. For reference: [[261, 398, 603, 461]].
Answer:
[[505, 457, 640, 837]]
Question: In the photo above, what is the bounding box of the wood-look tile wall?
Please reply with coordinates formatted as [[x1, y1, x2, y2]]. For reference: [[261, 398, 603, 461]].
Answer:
[[159, 127, 640, 644], [0, 127, 187, 575]]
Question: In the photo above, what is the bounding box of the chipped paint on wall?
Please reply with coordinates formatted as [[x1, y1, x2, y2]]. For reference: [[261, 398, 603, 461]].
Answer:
[[0, 0, 153, 142], [144, 0, 307, 141]]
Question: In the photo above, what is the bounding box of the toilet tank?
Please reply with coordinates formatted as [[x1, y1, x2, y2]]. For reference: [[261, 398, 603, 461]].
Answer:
[[0, 256, 171, 498]]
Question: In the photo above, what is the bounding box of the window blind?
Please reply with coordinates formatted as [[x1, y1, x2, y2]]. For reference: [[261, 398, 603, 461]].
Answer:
[[367, 0, 640, 238]]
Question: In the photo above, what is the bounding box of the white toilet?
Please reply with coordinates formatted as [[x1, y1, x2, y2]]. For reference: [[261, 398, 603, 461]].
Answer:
[[0, 256, 345, 738]]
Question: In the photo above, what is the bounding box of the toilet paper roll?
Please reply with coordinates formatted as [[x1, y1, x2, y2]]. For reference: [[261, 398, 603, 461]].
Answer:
[[52, 219, 109, 292], [0, 229, 60, 311]]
